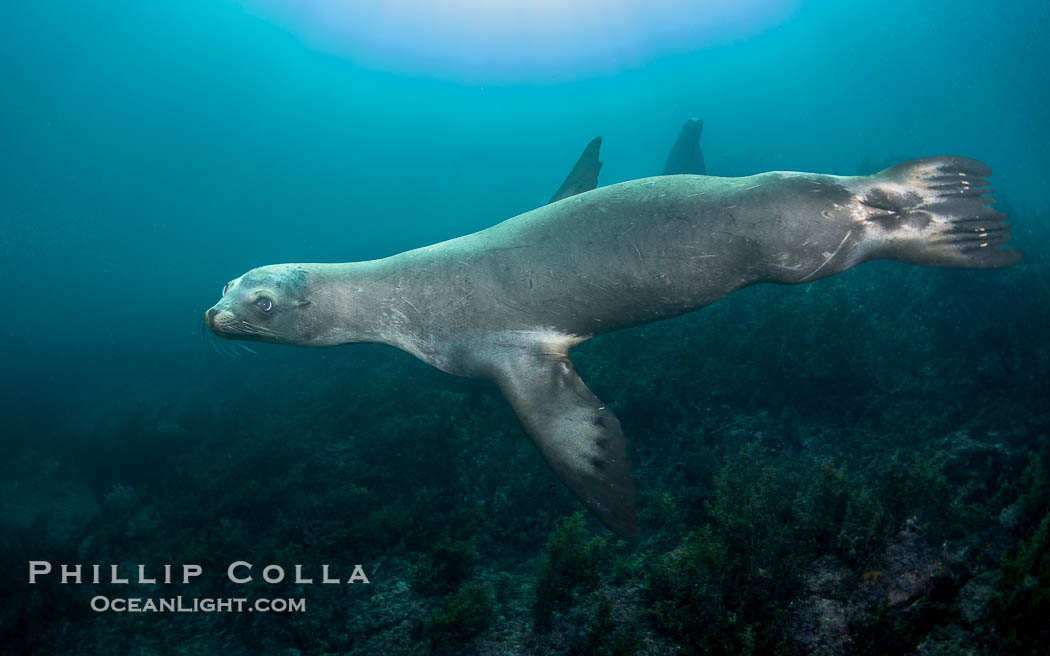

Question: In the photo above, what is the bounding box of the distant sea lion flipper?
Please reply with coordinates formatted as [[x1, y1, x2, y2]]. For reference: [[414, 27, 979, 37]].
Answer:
[[662, 118, 706, 175], [548, 136, 603, 204], [490, 345, 639, 538]]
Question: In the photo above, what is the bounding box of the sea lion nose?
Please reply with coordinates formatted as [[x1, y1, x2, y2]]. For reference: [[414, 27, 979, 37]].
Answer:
[[205, 308, 219, 328]]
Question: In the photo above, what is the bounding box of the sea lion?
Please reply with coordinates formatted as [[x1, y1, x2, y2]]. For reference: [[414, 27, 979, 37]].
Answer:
[[663, 118, 706, 175], [206, 156, 1019, 537]]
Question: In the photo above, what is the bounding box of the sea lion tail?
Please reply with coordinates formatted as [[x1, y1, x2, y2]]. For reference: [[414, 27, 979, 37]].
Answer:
[[866, 156, 1020, 269]]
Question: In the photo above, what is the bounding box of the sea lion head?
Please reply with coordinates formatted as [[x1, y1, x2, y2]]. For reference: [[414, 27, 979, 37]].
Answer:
[[205, 264, 316, 345], [681, 118, 703, 138]]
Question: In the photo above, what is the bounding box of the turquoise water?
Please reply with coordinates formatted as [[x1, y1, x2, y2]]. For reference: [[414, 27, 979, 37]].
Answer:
[[2, 1, 1048, 653]]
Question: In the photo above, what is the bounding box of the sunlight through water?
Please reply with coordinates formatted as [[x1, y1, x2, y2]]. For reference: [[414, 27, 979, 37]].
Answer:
[[238, 0, 799, 82]]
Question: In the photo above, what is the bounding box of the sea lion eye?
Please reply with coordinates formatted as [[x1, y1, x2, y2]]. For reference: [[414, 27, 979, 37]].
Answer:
[[255, 297, 273, 312], [222, 284, 228, 296]]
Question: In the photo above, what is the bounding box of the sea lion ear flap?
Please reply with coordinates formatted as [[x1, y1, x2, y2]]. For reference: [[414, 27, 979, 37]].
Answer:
[[490, 348, 639, 538], [548, 136, 603, 204]]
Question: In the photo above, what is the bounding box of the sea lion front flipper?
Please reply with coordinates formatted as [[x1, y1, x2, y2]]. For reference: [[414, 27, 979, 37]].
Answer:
[[548, 136, 603, 204], [490, 346, 638, 538]]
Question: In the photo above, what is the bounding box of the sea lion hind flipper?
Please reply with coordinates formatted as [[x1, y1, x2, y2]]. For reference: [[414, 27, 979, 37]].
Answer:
[[548, 137, 603, 204], [870, 156, 1021, 269], [490, 348, 639, 538]]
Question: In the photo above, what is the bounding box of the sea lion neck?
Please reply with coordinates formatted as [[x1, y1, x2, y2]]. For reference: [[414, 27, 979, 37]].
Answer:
[[297, 259, 411, 349]]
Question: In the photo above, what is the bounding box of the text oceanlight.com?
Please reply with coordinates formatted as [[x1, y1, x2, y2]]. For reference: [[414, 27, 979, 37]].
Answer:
[[90, 596, 306, 613]]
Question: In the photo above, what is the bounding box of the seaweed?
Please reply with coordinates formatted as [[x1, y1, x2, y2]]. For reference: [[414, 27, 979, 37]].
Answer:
[[532, 512, 614, 630], [425, 582, 496, 651]]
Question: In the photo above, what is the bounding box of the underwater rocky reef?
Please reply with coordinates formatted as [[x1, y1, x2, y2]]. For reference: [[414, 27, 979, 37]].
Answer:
[[1, 204, 1047, 655]]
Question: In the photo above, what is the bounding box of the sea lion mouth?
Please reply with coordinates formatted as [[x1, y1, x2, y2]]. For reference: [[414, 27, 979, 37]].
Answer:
[[205, 308, 281, 342], [204, 308, 228, 334], [204, 308, 241, 339]]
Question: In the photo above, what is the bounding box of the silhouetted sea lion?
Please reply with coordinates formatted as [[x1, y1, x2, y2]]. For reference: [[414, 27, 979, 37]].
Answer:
[[663, 118, 706, 175], [206, 155, 1019, 537], [551, 119, 704, 204]]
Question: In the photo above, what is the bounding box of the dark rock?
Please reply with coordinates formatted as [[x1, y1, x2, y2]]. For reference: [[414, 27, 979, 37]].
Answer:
[[804, 555, 852, 599], [957, 570, 1002, 625], [788, 596, 851, 656], [787, 556, 853, 654], [938, 431, 1008, 482], [850, 523, 948, 612], [789, 521, 966, 654], [999, 502, 1022, 531], [915, 624, 978, 656]]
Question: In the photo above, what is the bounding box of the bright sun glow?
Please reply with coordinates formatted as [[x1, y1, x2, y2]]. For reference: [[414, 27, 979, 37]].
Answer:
[[240, 0, 797, 82]]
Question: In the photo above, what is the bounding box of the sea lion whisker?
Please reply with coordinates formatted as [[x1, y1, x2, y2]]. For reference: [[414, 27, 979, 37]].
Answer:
[[235, 320, 278, 336]]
